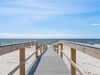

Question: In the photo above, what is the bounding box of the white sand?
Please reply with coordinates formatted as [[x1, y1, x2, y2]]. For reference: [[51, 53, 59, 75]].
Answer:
[[0, 46, 36, 75], [0, 45, 100, 75], [63, 45, 100, 75]]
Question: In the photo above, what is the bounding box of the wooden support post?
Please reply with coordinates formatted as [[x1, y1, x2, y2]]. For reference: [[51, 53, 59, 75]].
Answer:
[[40, 44, 42, 54], [57, 45, 59, 54], [60, 44, 63, 58], [44, 44, 46, 50], [45, 44, 47, 49], [53, 45, 55, 51], [55, 45, 56, 52], [54, 45, 56, 52], [44, 44, 46, 51], [20, 48, 25, 75], [56, 45, 57, 53], [71, 48, 76, 75], [42, 44, 44, 52], [55, 46, 56, 52], [35, 42, 38, 58]]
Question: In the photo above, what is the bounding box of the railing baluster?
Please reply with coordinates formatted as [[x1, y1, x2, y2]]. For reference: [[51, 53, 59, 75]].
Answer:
[[40, 43, 42, 54], [20, 48, 25, 75], [71, 48, 76, 75], [57, 45, 59, 54], [35, 42, 38, 58], [43, 44, 45, 52], [60, 44, 63, 58]]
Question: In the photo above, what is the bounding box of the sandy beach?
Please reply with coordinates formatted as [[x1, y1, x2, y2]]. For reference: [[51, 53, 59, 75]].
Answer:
[[0, 46, 36, 75], [63, 44, 100, 75], [0, 45, 100, 75]]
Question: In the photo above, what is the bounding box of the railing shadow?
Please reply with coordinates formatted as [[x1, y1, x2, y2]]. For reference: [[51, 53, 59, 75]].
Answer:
[[26, 48, 48, 75]]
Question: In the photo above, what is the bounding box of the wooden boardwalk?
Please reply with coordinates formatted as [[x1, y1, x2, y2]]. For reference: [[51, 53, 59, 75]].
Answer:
[[27, 46, 71, 75]]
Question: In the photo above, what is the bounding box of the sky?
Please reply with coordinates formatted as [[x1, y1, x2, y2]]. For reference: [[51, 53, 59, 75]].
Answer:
[[0, 0, 100, 39]]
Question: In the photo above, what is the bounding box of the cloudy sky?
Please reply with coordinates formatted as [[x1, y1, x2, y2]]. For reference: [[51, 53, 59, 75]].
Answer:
[[0, 0, 100, 38]]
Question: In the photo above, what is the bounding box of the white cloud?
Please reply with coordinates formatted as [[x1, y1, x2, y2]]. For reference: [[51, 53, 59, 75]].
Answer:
[[90, 24, 100, 26], [1, 0, 98, 17], [0, 33, 71, 38], [0, 33, 99, 39]]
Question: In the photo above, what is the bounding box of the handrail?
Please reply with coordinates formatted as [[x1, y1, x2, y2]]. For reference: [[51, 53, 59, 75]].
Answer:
[[0, 40, 37, 56], [0, 41, 47, 75], [59, 49, 85, 75], [58, 40, 100, 49], [54, 40, 100, 75], [57, 40, 100, 59], [8, 50, 39, 75]]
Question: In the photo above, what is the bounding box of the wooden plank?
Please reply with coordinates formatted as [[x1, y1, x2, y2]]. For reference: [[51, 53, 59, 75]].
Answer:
[[40, 43, 42, 54], [58, 41, 100, 60], [0, 41, 37, 56], [60, 44, 63, 58], [8, 50, 37, 75], [43, 44, 45, 52], [71, 48, 76, 75], [28, 47, 70, 75], [20, 48, 25, 75], [60, 49, 85, 75], [35, 42, 38, 58], [57, 45, 59, 54]]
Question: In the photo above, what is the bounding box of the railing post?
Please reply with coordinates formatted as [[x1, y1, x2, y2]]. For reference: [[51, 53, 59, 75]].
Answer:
[[20, 48, 25, 75], [71, 48, 76, 75], [54, 45, 56, 52], [60, 44, 63, 58], [45, 44, 47, 50], [43, 44, 44, 52], [44, 44, 46, 50], [35, 42, 38, 58], [54, 45, 55, 51], [55, 45, 56, 52], [40, 43, 42, 54], [57, 45, 59, 54], [53, 44, 56, 52], [45, 44, 46, 50]]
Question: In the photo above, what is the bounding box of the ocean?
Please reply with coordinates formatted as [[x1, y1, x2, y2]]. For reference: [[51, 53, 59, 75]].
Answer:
[[0, 39, 100, 45]]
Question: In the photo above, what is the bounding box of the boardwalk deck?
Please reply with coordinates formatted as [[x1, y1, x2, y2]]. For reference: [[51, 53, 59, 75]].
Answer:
[[27, 46, 71, 75]]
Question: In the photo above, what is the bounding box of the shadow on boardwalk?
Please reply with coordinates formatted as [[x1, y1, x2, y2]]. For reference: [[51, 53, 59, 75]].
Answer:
[[27, 49, 47, 75]]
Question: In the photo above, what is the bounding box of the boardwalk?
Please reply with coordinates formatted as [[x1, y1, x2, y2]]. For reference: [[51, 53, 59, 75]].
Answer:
[[27, 46, 71, 75]]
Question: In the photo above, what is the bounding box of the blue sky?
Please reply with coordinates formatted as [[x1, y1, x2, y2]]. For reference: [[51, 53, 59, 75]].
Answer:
[[0, 0, 100, 38]]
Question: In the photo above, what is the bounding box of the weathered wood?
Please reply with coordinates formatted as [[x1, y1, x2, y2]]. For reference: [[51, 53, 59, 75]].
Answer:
[[0, 41, 37, 56], [55, 45, 57, 52], [60, 44, 63, 58], [71, 48, 76, 75], [44, 44, 46, 50], [28, 47, 70, 75], [58, 41, 100, 60], [43, 44, 46, 52], [35, 42, 38, 58], [57, 45, 59, 54], [59, 49, 85, 75], [8, 50, 37, 75], [20, 48, 25, 75], [45, 44, 47, 48], [40, 43, 42, 54]]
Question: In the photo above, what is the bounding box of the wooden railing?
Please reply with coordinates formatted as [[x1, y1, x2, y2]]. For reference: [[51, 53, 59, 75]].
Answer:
[[0, 41, 47, 75], [53, 40, 100, 75]]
